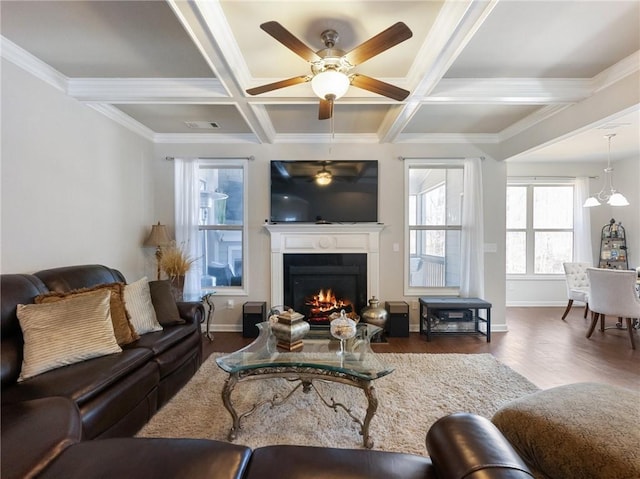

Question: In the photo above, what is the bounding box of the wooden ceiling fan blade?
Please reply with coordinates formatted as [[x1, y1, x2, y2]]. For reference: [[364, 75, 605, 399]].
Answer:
[[260, 21, 321, 63], [344, 22, 412, 66], [351, 74, 410, 101], [246, 75, 309, 95], [318, 98, 333, 120]]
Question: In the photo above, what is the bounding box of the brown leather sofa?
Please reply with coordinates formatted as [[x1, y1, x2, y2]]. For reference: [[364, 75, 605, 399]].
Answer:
[[1, 264, 533, 479], [1, 265, 204, 441], [3, 394, 532, 479]]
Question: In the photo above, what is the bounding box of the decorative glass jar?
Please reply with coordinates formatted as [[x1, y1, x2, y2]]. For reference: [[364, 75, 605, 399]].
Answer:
[[330, 309, 357, 356]]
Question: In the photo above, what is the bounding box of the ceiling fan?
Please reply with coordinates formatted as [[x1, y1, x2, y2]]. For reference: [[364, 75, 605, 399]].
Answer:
[[246, 21, 413, 120]]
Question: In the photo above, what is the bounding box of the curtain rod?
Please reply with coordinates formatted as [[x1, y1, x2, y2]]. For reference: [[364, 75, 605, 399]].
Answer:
[[164, 156, 255, 161], [508, 175, 597, 180], [398, 156, 485, 161]]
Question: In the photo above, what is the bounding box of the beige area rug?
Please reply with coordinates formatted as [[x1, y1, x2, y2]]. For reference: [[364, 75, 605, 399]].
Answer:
[[138, 353, 539, 455]]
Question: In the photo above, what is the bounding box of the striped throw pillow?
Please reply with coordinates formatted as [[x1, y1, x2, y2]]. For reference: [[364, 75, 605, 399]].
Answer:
[[17, 289, 122, 381], [124, 277, 163, 335]]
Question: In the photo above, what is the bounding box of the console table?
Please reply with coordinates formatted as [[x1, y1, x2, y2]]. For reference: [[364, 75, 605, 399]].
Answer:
[[419, 297, 491, 342]]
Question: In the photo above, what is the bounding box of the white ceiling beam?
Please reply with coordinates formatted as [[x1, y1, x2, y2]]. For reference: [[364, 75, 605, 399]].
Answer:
[[380, 0, 500, 143]]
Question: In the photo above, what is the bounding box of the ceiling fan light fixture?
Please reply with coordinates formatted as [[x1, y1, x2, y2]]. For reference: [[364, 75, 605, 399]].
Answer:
[[315, 166, 333, 186], [311, 70, 350, 100]]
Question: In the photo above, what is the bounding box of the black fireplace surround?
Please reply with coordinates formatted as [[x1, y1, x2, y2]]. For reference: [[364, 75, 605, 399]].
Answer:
[[283, 253, 367, 326]]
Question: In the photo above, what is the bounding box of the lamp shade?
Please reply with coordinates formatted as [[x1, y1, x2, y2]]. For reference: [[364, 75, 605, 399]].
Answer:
[[144, 222, 171, 247], [311, 70, 350, 100], [583, 197, 601, 208], [607, 192, 630, 206]]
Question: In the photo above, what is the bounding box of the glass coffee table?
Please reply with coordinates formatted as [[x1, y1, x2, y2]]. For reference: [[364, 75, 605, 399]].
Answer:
[[216, 321, 394, 448]]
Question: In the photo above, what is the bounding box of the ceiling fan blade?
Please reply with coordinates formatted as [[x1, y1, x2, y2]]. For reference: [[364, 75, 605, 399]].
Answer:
[[350, 74, 410, 101], [260, 21, 321, 63], [246, 75, 309, 95], [318, 98, 333, 120], [344, 22, 412, 66]]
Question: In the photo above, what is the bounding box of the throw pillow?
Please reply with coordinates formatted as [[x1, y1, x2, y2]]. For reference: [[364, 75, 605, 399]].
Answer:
[[17, 289, 122, 381], [124, 277, 163, 335], [149, 280, 185, 326], [36, 283, 139, 345]]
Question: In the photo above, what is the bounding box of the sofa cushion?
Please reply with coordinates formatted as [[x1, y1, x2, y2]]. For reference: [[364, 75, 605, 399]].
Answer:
[[2, 347, 153, 406], [125, 323, 195, 358], [18, 290, 122, 381], [1, 397, 82, 479], [36, 282, 138, 345], [40, 438, 252, 479], [124, 277, 163, 335], [245, 445, 436, 479], [149, 280, 185, 326]]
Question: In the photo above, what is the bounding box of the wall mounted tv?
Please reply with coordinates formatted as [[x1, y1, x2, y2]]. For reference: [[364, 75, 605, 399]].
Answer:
[[270, 160, 378, 223]]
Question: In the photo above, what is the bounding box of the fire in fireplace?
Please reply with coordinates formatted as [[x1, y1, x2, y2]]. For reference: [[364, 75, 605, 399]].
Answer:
[[284, 253, 367, 327], [305, 288, 354, 324]]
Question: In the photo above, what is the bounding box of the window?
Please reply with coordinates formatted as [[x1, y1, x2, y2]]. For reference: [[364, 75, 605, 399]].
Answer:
[[198, 160, 247, 292], [407, 163, 464, 290], [506, 182, 574, 275]]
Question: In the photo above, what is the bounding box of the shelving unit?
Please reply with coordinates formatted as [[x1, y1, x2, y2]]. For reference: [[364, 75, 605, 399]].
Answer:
[[599, 218, 628, 270]]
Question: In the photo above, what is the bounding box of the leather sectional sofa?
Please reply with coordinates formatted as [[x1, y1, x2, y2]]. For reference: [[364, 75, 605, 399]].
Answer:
[[1, 264, 533, 479]]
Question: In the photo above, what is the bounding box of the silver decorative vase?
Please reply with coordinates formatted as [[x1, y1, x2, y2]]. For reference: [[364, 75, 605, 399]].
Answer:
[[271, 308, 309, 351], [361, 296, 389, 331]]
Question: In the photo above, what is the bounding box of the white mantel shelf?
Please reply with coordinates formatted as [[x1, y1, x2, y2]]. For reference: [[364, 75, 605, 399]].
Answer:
[[264, 223, 385, 308]]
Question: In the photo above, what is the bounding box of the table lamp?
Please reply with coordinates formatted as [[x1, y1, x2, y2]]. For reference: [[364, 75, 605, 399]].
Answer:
[[144, 222, 171, 280]]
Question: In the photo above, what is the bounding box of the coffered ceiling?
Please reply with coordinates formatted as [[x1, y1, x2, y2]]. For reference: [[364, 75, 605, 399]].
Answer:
[[1, 0, 639, 162]]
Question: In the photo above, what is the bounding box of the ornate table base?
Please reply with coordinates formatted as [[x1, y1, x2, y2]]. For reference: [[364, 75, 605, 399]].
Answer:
[[221, 366, 379, 449]]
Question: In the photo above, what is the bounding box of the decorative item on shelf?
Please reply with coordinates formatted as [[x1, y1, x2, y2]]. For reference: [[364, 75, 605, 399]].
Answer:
[[143, 222, 172, 280], [159, 241, 197, 301], [583, 133, 629, 207], [271, 308, 309, 351], [330, 309, 357, 356], [598, 218, 629, 270], [361, 296, 389, 341]]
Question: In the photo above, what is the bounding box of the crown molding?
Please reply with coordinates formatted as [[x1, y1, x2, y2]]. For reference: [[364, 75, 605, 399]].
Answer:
[[499, 104, 572, 141], [429, 78, 591, 103], [395, 133, 499, 144], [86, 103, 155, 141], [1, 36, 68, 92], [67, 78, 227, 101], [154, 133, 259, 144]]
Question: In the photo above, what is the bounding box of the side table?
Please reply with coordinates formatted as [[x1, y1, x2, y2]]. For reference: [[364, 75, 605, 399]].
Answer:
[[202, 292, 216, 341], [419, 297, 491, 342]]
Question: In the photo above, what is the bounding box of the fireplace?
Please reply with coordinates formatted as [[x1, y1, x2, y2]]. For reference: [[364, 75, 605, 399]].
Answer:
[[284, 253, 367, 326], [265, 223, 384, 323]]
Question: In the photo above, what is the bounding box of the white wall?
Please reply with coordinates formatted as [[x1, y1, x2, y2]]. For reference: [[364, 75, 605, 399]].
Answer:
[[1, 60, 156, 280], [505, 158, 639, 306], [152, 142, 508, 333]]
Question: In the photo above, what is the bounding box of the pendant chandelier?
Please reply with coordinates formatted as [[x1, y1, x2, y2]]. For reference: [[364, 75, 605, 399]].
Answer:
[[583, 133, 629, 207]]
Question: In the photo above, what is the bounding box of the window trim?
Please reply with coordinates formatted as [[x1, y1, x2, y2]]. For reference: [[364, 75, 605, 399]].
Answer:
[[404, 159, 464, 296], [198, 159, 249, 296], [506, 179, 575, 278]]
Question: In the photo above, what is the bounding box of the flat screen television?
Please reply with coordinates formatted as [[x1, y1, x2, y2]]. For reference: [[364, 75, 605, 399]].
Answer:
[[270, 160, 378, 223]]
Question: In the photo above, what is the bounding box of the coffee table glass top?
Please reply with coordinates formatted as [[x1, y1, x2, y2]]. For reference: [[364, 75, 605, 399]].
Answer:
[[216, 322, 394, 381]]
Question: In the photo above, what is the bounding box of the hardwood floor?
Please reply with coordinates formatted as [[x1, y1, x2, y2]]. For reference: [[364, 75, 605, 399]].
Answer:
[[202, 306, 639, 391]]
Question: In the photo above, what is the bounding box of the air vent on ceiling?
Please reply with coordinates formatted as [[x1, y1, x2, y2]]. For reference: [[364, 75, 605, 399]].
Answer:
[[184, 121, 220, 129]]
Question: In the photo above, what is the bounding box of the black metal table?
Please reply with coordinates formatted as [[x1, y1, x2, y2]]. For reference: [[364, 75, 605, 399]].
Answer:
[[419, 297, 491, 342]]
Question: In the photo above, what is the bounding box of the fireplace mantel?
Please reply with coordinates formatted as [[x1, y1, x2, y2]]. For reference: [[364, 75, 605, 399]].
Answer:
[[264, 223, 385, 308]]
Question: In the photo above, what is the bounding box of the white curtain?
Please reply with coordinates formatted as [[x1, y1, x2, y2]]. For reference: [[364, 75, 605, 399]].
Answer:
[[460, 158, 485, 298], [574, 176, 593, 264], [174, 158, 201, 300]]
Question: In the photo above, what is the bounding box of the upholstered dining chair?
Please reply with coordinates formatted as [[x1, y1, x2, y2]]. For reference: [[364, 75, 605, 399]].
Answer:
[[561, 262, 590, 320], [586, 267, 639, 350]]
